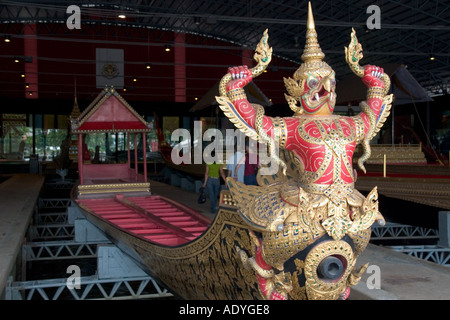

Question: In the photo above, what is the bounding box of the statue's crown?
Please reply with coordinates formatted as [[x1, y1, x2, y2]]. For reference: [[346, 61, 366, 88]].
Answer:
[[293, 2, 334, 81]]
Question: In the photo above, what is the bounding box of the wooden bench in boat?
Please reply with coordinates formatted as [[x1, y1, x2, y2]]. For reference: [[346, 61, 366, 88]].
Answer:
[[77, 163, 150, 196]]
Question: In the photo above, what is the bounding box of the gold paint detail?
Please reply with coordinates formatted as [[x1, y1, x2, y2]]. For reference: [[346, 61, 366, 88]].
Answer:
[[304, 240, 354, 300], [271, 117, 288, 149], [77, 183, 150, 195]]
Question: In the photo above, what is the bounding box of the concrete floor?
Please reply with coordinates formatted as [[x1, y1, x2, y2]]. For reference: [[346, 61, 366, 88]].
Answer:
[[0, 174, 45, 296]]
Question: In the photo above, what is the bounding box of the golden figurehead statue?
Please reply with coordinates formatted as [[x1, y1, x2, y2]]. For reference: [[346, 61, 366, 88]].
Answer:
[[216, 2, 393, 300]]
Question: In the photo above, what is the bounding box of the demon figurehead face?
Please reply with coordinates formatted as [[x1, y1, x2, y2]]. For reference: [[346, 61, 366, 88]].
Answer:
[[284, 2, 337, 116], [295, 68, 337, 115]]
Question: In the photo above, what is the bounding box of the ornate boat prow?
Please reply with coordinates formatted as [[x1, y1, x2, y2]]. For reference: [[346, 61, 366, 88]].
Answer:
[[69, 87, 263, 299]]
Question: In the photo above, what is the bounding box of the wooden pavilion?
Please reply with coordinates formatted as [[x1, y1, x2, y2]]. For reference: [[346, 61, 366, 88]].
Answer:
[[70, 86, 153, 197]]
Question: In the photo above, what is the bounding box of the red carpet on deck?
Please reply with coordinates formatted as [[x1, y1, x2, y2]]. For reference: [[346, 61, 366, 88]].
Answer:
[[78, 195, 209, 246]]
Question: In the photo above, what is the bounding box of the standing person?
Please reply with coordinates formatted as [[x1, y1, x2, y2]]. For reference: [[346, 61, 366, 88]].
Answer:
[[203, 152, 226, 214], [237, 141, 260, 186], [226, 145, 245, 183]]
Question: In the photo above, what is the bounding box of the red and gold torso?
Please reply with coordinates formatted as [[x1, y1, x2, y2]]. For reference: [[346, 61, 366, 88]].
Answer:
[[283, 115, 364, 189]]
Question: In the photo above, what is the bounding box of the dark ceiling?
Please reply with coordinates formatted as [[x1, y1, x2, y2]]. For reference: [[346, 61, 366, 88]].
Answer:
[[1, 0, 449, 109]]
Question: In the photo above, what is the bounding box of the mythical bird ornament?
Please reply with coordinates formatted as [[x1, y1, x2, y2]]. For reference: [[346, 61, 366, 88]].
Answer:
[[216, 2, 393, 300]]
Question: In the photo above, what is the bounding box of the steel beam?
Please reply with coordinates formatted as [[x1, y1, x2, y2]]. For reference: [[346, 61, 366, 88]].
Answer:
[[389, 245, 450, 266], [371, 222, 439, 241], [23, 240, 110, 261], [5, 275, 173, 300]]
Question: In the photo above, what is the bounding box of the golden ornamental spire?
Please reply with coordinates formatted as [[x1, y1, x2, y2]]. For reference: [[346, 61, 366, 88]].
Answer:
[[70, 96, 81, 119], [293, 1, 333, 81], [70, 78, 81, 119], [301, 2, 325, 63]]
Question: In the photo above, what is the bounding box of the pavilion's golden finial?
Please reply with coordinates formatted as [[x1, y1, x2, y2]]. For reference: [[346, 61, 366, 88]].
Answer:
[[70, 78, 81, 119]]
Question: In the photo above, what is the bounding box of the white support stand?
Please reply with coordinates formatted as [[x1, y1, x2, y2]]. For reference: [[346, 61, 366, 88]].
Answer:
[[74, 219, 109, 242], [69, 202, 109, 242], [438, 211, 450, 248], [67, 203, 85, 224], [97, 245, 148, 279]]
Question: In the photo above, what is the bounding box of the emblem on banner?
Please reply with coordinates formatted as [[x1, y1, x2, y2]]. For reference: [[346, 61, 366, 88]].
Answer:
[[101, 63, 120, 79]]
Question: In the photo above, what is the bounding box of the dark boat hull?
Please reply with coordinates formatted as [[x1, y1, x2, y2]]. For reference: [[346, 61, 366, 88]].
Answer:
[[72, 188, 260, 300]]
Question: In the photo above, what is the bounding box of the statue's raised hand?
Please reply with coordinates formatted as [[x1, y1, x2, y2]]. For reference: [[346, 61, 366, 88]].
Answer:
[[226, 65, 253, 91], [362, 65, 385, 89]]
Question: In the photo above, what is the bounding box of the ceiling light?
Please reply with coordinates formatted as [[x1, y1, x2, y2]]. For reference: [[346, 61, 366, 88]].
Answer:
[[21, 73, 25, 78], [430, 55, 435, 61], [25, 83, 29, 88], [118, 14, 126, 19], [133, 77, 137, 82], [165, 45, 171, 52], [4, 35, 11, 42], [146, 63, 151, 69], [14, 57, 19, 63], [28, 91, 33, 96]]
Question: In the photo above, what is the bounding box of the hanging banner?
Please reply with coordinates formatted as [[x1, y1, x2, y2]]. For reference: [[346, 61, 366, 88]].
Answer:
[[96, 48, 124, 89], [57, 115, 69, 130], [2, 114, 26, 136], [43, 114, 54, 131]]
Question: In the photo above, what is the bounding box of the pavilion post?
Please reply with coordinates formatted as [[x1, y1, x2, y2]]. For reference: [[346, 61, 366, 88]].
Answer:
[[134, 134, 138, 179], [78, 133, 83, 185], [143, 132, 147, 182], [127, 133, 130, 169]]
